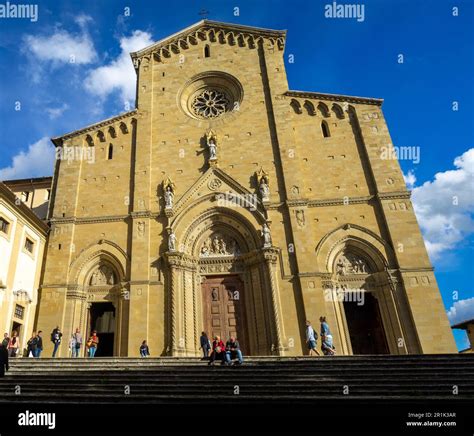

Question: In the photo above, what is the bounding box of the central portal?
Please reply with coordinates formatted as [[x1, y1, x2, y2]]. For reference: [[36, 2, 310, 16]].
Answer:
[[201, 275, 249, 354]]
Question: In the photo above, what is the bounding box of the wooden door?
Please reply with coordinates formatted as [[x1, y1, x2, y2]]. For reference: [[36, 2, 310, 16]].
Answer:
[[202, 276, 248, 354]]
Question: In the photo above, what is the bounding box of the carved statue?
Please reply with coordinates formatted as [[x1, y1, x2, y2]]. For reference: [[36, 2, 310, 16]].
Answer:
[[90, 265, 116, 286], [164, 185, 174, 209], [259, 177, 270, 201], [162, 178, 175, 210], [208, 137, 217, 160], [336, 253, 369, 275], [168, 231, 177, 252], [262, 223, 272, 248], [199, 233, 240, 257]]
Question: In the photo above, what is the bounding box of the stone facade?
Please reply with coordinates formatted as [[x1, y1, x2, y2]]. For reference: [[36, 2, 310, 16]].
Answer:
[[35, 20, 456, 357]]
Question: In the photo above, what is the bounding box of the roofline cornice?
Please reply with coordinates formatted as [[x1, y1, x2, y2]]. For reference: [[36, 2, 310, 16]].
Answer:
[[284, 90, 383, 106], [130, 19, 286, 63], [0, 183, 49, 234], [51, 109, 138, 146]]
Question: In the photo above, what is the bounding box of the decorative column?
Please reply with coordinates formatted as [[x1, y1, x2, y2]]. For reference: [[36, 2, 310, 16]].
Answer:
[[165, 252, 179, 356], [262, 247, 286, 355]]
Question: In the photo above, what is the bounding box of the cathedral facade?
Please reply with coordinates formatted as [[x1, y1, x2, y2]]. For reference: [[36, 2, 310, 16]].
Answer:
[[36, 20, 456, 357]]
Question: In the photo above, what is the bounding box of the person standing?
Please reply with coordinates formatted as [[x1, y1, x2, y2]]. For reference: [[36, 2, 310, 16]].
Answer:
[[0, 342, 9, 377], [2, 333, 9, 348], [26, 332, 38, 357], [199, 332, 211, 359], [8, 331, 19, 358], [320, 316, 336, 356], [208, 336, 226, 366], [35, 331, 43, 358], [305, 320, 320, 356], [86, 331, 99, 358], [51, 326, 62, 357], [139, 340, 150, 357], [225, 336, 244, 365], [71, 328, 82, 358]]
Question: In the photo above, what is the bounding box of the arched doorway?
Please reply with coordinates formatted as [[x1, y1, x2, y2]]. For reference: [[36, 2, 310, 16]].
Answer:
[[165, 207, 286, 356], [344, 292, 389, 354], [84, 263, 120, 357]]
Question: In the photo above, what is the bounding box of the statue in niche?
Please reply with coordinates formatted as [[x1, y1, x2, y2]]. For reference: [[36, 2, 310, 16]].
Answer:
[[296, 210, 305, 227], [162, 178, 175, 210], [200, 233, 240, 257], [205, 129, 218, 162], [208, 137, 217, 161], [90, 265, 115, 286], [168, 230, 177, 252], [164, 186, 174, 209], [259, 177, 270, 201], [262, 223, 272, 248], [336, 253, 369, 275], [255, 167, 270, 202]]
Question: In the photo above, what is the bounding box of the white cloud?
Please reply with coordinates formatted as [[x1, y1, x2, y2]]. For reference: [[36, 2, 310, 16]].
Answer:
[[447, 297, 474, 325], [403, 169, 416, 190], [24, 27, 97, 65], [46, 103, 69, 119], [0, 137, 55, 180], [409, 148, 474, 259], [84, 30, 154, 106]]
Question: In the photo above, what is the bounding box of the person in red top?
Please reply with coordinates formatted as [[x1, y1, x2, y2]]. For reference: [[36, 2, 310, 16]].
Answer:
[[208, 335, 226, 366]]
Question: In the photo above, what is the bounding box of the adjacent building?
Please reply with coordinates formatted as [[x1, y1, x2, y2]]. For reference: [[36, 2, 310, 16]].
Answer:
[[0, 178, 50, 355]]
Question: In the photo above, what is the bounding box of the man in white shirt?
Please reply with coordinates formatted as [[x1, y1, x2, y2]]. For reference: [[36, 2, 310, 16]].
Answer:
[[306, 320, 321, 356]]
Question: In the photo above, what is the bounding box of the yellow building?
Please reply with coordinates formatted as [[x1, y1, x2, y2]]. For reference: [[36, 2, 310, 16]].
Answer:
[[35, 20, 456, 357], [0, 180, 49, 355]]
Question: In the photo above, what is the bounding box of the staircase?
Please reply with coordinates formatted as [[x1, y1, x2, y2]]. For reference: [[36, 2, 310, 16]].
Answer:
[[1, 354, 473, 404]]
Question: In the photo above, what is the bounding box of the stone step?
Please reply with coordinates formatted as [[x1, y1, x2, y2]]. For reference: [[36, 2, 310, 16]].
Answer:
[[2, 355, 472, 404]]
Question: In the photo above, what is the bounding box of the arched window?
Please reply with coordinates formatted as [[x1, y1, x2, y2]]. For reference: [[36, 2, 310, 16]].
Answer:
[[204, 44, 210, 58], [107, 144, 113, 160], [321, 120, 330, 138]]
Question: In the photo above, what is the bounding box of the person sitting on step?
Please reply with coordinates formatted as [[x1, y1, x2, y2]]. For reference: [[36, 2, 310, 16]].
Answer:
[[140, 340, 150, 357], [225, 336, 244, 365], [208, 335, 226, 366]]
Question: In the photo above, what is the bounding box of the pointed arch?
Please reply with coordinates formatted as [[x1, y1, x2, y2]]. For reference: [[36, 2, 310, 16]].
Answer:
[[317, 102, 330, 117], [303, 100, 316, 116], [290, 99, 302, 114], [314, 223, 395, 273], [332, 103, 345, 119], [321, 120, 330, 138]]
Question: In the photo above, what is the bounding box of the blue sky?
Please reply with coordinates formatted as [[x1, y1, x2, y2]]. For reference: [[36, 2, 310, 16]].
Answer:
[[0, 0, 473, 350]]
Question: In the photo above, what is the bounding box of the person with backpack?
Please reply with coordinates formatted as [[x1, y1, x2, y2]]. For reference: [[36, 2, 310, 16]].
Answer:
[[305, 320, 320, 356], [320, 316, 336, 356], [8, 331, 19, 357], [2, 333, 9, 348], [26, 332, 38, 357], [70, 328, 82, 358], [199, 331, 211, 359], [51, 326, 62, 357], [35, 331, 43, 358]]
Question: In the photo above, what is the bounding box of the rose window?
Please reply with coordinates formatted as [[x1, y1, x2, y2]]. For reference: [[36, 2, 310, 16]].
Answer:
[[191, 89, 230, 119]]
